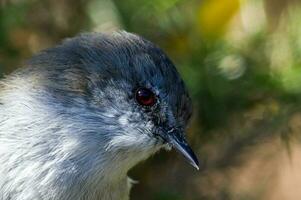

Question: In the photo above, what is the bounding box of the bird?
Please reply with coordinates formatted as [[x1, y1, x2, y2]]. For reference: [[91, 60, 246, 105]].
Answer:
[[0, 31, 198, 200]]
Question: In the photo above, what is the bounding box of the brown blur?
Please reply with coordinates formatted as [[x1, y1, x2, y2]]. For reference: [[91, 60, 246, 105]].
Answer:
[[1, 0, 301, 199]]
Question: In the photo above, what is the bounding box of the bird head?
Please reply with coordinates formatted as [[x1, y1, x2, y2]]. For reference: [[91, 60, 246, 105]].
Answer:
[[20, 31, 199, 173]]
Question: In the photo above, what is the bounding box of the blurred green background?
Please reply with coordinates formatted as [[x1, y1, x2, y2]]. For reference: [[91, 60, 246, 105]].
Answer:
[[1, 0, 301, 199]]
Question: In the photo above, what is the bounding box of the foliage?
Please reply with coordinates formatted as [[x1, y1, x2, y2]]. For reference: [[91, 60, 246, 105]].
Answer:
[[1, 0, 301, 199]]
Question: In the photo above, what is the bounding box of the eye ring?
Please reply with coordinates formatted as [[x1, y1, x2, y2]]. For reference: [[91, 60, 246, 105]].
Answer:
[[135, 87, 156, 107]]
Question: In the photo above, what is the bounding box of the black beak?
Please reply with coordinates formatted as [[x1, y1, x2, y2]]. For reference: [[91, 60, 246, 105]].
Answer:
[[165, 129, 199, 170]]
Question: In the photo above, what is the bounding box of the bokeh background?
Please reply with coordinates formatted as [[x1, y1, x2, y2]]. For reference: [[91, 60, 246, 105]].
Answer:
[[1, 0, 301, 199]]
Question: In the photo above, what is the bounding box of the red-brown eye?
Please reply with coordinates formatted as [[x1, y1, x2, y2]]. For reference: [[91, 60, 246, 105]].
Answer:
[[135, 87, 156, 107]]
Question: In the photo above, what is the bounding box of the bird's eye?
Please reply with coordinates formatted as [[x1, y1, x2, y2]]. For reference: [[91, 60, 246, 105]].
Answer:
[[135, 87, 156, 107]]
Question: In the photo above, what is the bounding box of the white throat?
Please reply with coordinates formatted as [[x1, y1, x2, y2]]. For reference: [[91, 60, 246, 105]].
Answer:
[[0, 81, 160, 200]]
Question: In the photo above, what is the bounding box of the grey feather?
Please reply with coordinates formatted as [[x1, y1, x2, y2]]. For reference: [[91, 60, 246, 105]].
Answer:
[[0, 31, 192, 200]]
